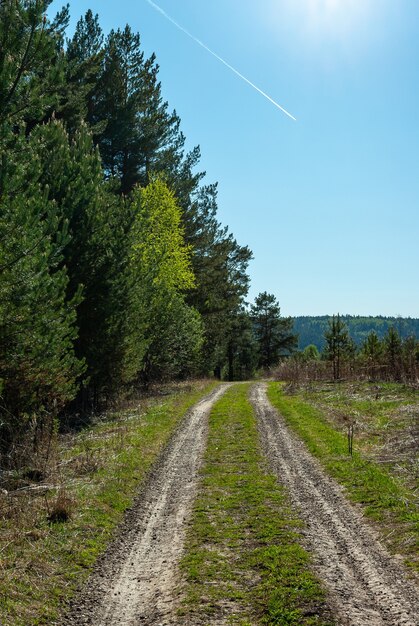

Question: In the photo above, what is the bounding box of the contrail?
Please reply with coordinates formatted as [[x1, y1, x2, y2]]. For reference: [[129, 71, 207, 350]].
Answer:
[[144, 0, 296, 121]]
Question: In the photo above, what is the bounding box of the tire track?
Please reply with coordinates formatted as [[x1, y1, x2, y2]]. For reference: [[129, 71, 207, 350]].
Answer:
[[251, 383, 419, 626], [61, 384, 229, 626]]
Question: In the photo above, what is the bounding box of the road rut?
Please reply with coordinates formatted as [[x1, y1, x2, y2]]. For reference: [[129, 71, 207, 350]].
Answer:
[[61, 385, 229, 626], [252, 383, 419, 626]]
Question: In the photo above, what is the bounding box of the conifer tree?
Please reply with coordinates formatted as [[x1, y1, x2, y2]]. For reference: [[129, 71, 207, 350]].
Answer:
[[88, 25, 182, 194], [31, 119, 135, 405], [0, 0, 62, 127], [361, 331, 383, 380], [323, 314, 352, 380], [61, 9, 104, 135], [0, 128, 84, 451], [183, 184, 253, 374], [225, 309, 258, 380], [251, 292, 297, 369], [383, 326, 402, 381], [401, 335, 419, 382], [143, 294, 204, 381]]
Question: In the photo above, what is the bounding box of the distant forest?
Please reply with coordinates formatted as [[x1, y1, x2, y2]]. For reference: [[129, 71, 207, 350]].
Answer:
[[294, 316, 419, 351]]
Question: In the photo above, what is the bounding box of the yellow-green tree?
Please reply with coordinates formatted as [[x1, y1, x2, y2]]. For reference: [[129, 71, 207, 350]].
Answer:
[[128, 178, 201, 382], [132, 178, 195, 293]]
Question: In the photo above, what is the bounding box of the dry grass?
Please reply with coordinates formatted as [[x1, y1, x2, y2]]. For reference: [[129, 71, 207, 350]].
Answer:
[[268, 381, 419, 576], [297, 381, 418, 493], [0, 379, 218, 626]]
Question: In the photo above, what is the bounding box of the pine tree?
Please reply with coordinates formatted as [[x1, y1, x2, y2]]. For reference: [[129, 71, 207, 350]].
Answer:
[[61, 9, 105, 135], [225, 309, 258, 380], [0, 128, 84, 452], [302, 344, 320, 361], [361, 331, 383, 380], [251, 292, 297, 369], [401, 335, 418, 382], [383, 326, 402, 381], [90, 25, 182, 194], [31, 118, 136, 406], [0, 0, 72, 136], [182, 184, 253, 374], [323, 314, 352, 380]]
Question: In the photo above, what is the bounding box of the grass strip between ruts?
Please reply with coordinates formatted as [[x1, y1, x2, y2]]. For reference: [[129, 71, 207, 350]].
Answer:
[[179, 383, 334, 625], [0, 381, 219, 626], [267, 382, 419, 574]]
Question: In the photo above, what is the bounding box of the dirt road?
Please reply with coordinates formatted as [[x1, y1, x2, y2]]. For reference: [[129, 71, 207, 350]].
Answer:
[[61, 385, 229, 626], [61, 382, 418, 626], [252, 383, 419, 626]]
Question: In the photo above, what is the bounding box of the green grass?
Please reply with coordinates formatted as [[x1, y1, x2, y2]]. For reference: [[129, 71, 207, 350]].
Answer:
[[0, 380, 219, 626], [179, 383, 334, 625], [295, 381, 417, 437], [267, 382, 418, 575]]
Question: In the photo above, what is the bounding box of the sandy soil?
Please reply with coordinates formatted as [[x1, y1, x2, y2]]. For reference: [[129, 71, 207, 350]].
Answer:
[[251, 382, 419, 626], [60, 385, 229, 626]]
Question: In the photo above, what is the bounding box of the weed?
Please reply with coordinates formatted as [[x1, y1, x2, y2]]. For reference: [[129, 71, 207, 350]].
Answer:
[[44, 489, 75, 524]]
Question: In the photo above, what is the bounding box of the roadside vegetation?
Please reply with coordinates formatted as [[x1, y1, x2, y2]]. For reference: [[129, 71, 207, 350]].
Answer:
[[267, 381, 419, 576], [178, 384, 334, 625], [0, 380, 217, 626]]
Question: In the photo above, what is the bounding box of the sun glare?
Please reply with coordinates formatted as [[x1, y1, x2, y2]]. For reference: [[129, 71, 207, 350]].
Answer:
[[267, 0, 374, 47], [305, 0, 371, 35]]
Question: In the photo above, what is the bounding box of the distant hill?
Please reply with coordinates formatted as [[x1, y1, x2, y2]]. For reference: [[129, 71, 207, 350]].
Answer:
[[293, 315, 419, 351]]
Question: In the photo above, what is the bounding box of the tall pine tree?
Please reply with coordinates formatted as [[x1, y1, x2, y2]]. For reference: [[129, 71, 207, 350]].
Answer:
[[251, 292, 297, 369], [0, 126, 84, 452]]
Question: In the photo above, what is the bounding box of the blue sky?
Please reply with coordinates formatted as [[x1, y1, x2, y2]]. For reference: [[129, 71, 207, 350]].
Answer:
[[49, 0, 419, 317]]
